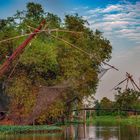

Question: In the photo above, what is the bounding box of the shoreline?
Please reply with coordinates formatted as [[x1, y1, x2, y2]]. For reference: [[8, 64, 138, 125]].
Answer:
[[86, 115, 140, 126], [1, 115, 140, 135]]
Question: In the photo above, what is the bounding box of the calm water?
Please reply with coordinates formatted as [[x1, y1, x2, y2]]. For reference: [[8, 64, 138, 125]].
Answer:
[[1, 123, 140, 140]]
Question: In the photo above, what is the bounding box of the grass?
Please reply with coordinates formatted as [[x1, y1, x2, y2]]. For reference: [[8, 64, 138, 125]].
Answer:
[[0, 125, 62, 135], [86, 115, 140, 126]]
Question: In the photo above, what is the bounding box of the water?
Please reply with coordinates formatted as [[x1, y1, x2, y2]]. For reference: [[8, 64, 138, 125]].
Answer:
[[1, 123, 140, 140]]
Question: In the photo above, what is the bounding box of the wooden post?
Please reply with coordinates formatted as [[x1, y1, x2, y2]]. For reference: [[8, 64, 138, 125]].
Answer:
[[89, 110, 92, 121], [70, 112, 73, 123], [136, 111, 138, 121], [83, 105, 86, 123]]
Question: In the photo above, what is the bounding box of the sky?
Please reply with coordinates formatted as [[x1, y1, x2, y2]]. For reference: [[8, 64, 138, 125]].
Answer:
[[0, 0, 140, 100]]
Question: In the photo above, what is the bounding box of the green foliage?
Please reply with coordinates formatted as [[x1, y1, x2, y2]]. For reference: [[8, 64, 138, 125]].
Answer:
[[115, 89, 140, 110], [0, 18, 18, 66], [26, 2, 44, 21], [99, 97, 113, 115], [100, 97, 113, 108], [87, 115, 140, 127], [0, 19, 7, 30], [46, 13, 61, 28], [37, 99, 65, 124], [20, 39, 58, 74], [6, 73, 37, 117], [94, 100, 101, 116], [0, 2, 112, 124], [65, 14, 88, 31], [96, 89, 140, 117], [0, 125, 62, 134]]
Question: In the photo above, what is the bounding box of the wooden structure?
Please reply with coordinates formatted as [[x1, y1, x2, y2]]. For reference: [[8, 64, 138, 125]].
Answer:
[[112, 72, 140, 91], [0, 20, 46, 77]]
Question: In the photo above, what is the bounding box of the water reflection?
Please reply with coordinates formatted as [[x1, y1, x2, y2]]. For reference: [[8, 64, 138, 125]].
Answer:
[[66, 124, 118, 139], [66, 123, 140, 140], [1, 123, 140, 140], [65, 123, 87, 139]]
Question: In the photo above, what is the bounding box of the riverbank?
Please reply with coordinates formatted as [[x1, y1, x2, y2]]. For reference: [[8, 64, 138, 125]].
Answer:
[[0, 125, 62, 135], [86, 115, 140, 126], [1, 116, 140, 135]]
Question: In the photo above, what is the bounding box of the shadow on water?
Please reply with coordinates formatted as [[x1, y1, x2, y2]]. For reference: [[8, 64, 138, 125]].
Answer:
[[1, 123, 140, 140]]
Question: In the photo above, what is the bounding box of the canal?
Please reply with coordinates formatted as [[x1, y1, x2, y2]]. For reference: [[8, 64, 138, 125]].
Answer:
[[1, 123, 140, 140]]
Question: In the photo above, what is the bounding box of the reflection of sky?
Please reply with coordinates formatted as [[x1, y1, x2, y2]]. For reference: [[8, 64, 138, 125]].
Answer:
[[87, 126, 97, 138], [72, 125, 119, 139], [0, 0, 140, 100]]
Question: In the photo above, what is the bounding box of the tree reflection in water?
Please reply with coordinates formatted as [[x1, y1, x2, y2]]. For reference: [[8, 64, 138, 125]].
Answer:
[[1, 123, 140, 140], [65, 122, 140, 140]]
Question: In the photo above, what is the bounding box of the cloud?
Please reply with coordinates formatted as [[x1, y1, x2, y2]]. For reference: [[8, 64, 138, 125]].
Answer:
[[68, 1, 140, 100], [102, 5, 123, 13], [103, 13, 124, 21], [84, 1, 140, 43], [136, 42, 140, 44]]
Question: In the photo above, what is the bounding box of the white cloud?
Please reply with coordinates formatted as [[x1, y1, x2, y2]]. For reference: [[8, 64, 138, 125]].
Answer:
[[90, 21, 130, 32], [82, 15, 97, 20], [103, 13, 124, 21], [84, 1, 140, 43], [102, 5, 123, 13]]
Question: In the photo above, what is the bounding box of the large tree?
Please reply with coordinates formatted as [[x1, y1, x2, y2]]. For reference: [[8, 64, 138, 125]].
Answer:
[[0, 2, 112, 124]]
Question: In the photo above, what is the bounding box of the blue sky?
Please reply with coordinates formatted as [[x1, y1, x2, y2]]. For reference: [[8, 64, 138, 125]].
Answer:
[[0, 0, 140, 100]]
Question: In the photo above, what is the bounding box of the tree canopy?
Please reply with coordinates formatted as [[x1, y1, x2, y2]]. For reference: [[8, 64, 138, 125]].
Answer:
[[0, 2, 112, 124], [115, 88, 140, 110]]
